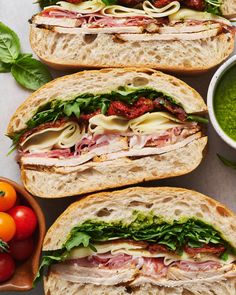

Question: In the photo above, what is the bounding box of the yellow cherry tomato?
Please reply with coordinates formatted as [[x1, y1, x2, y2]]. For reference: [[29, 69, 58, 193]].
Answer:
[[0, 182, 17, 212], [0, 212, 16, 242]]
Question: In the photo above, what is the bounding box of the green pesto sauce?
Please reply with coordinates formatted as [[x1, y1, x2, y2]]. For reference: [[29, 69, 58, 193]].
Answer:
[[214, 65, 236, 141]]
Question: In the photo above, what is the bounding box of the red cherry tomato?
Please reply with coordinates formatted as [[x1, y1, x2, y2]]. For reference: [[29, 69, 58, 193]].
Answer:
[[9, 237, 34, 261], [0, 182, 17, 212], [0, 253, 15, 283], [8, 206, 38, 240]]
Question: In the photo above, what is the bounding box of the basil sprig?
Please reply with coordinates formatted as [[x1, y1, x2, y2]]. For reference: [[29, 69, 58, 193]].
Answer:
[[0, 22, 52, 90]]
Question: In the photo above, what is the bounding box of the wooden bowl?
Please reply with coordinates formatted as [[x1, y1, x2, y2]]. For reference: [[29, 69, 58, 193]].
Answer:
[[0, 177, 46, 291]]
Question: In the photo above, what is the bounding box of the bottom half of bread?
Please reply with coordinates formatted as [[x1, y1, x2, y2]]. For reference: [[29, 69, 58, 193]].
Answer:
[[44, 272, 236, 295], [30, 27, 234, 72], [20, 137, 207, 198]]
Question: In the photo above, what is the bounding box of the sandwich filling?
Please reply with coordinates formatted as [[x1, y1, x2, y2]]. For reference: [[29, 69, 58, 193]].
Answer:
[[11, 88, 207, 167], [31, 0, 234, 38], [37, 212, 236, 287]]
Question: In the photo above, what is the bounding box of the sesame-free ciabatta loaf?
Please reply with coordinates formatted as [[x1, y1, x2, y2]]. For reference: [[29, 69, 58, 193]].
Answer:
[[7, 68, 207, 198], [41, 187, 236, 295]]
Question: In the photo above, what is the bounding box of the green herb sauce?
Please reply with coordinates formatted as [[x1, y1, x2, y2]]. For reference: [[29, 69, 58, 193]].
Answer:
[[214, 65, 236, 141]]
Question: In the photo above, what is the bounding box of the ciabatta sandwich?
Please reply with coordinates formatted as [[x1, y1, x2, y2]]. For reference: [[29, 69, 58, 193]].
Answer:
[[29, 0, 235, 72], [7, 68, 207, 198], [38, 187, 236, 295]]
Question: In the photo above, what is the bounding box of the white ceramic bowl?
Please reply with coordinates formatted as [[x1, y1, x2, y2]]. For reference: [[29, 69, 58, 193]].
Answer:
[[207, 55, 236, 149]]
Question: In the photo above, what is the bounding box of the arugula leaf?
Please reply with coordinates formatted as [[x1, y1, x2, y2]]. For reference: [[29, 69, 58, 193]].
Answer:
[[36, 0, 58, 9], [217, 154, 236, 169], [204, 0, 222, 15], [0, 240, 9, 253], [0, 22, 20, 63], [11, 55, 52, 90], [34, 250, 66, 285], [65, 232, 91, 251], [101, 0, 117, 5], [67, 216, 228, 251], [0, 60, 11, 73], [187, 115, 209, 124]]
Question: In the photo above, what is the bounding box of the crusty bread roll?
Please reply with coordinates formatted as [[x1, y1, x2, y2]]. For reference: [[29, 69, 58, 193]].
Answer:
[[7, 68, 207, 199], [43, 187, 236, 294], [221, 0, 236, 18], [29, 26, 234, 72]]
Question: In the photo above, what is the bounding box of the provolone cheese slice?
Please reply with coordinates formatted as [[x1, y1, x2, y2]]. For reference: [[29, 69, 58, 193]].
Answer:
[[67, 241, 236, 265], [56, 0, 105, 14], [89, 115, 129, 135], [142, 0, 180, 18], [101, 5, 148, 18], [169, 8, 231, 25], [129, 112, 181, 134], [21, 121, 83, 152], [89, 112, 181, 135]]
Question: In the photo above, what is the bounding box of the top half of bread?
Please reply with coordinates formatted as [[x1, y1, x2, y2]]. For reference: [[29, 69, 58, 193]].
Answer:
[[43, 187, 236, 252], [7, 68, 206, 136]]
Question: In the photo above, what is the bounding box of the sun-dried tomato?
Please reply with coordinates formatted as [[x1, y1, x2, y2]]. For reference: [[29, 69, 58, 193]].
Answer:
[[185, 244, 225, 256], [80, 109, 101, 121], [107, 97, 154, 119]]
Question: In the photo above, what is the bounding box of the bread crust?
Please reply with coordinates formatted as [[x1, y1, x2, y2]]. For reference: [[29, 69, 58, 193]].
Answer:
[[20, 136, 207, 199], [44, 272, 236, 295], [7, 68, 206, 135], [29, 26, 235, 73]]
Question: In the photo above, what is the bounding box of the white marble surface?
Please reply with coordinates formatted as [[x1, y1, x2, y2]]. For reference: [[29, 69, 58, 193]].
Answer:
[[0, 1, 236, 294]]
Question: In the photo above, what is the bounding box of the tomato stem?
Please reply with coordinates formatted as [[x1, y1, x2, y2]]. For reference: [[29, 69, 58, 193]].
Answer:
[[0, 191, 5, 197], [0, 240, 9, 253]]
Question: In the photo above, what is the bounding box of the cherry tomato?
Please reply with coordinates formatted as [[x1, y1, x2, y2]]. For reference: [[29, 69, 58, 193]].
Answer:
[[0, 212, 16, 242], [8, 206, 37, 240], [9, 237, 34, 261], [0, 182, 17, 212], [0, 253, 15, 283]]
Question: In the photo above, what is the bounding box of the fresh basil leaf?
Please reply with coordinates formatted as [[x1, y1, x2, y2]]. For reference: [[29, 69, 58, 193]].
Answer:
[[0, 240, 9, 253], [11, 56, 52, 90], [0, 60, 11, 73], [187, 115, 209, 124], [217, 154, 236, 169], [65, 232, 91, 251], [0, 22, 20, 63], [16, 53, 33, 61]]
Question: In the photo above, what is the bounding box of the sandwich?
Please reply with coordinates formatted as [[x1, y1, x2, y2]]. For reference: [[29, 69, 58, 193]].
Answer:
[[7, 68, 207, 198], [29, 0, 235, 72], [38, 186, 236, 294]]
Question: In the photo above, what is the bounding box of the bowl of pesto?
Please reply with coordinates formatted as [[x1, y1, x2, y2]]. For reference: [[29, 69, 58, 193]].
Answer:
[[208, 55, 236, 148]]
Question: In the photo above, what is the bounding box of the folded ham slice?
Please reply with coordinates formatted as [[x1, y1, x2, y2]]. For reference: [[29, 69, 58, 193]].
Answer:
[[20, 132, 201, 167]]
